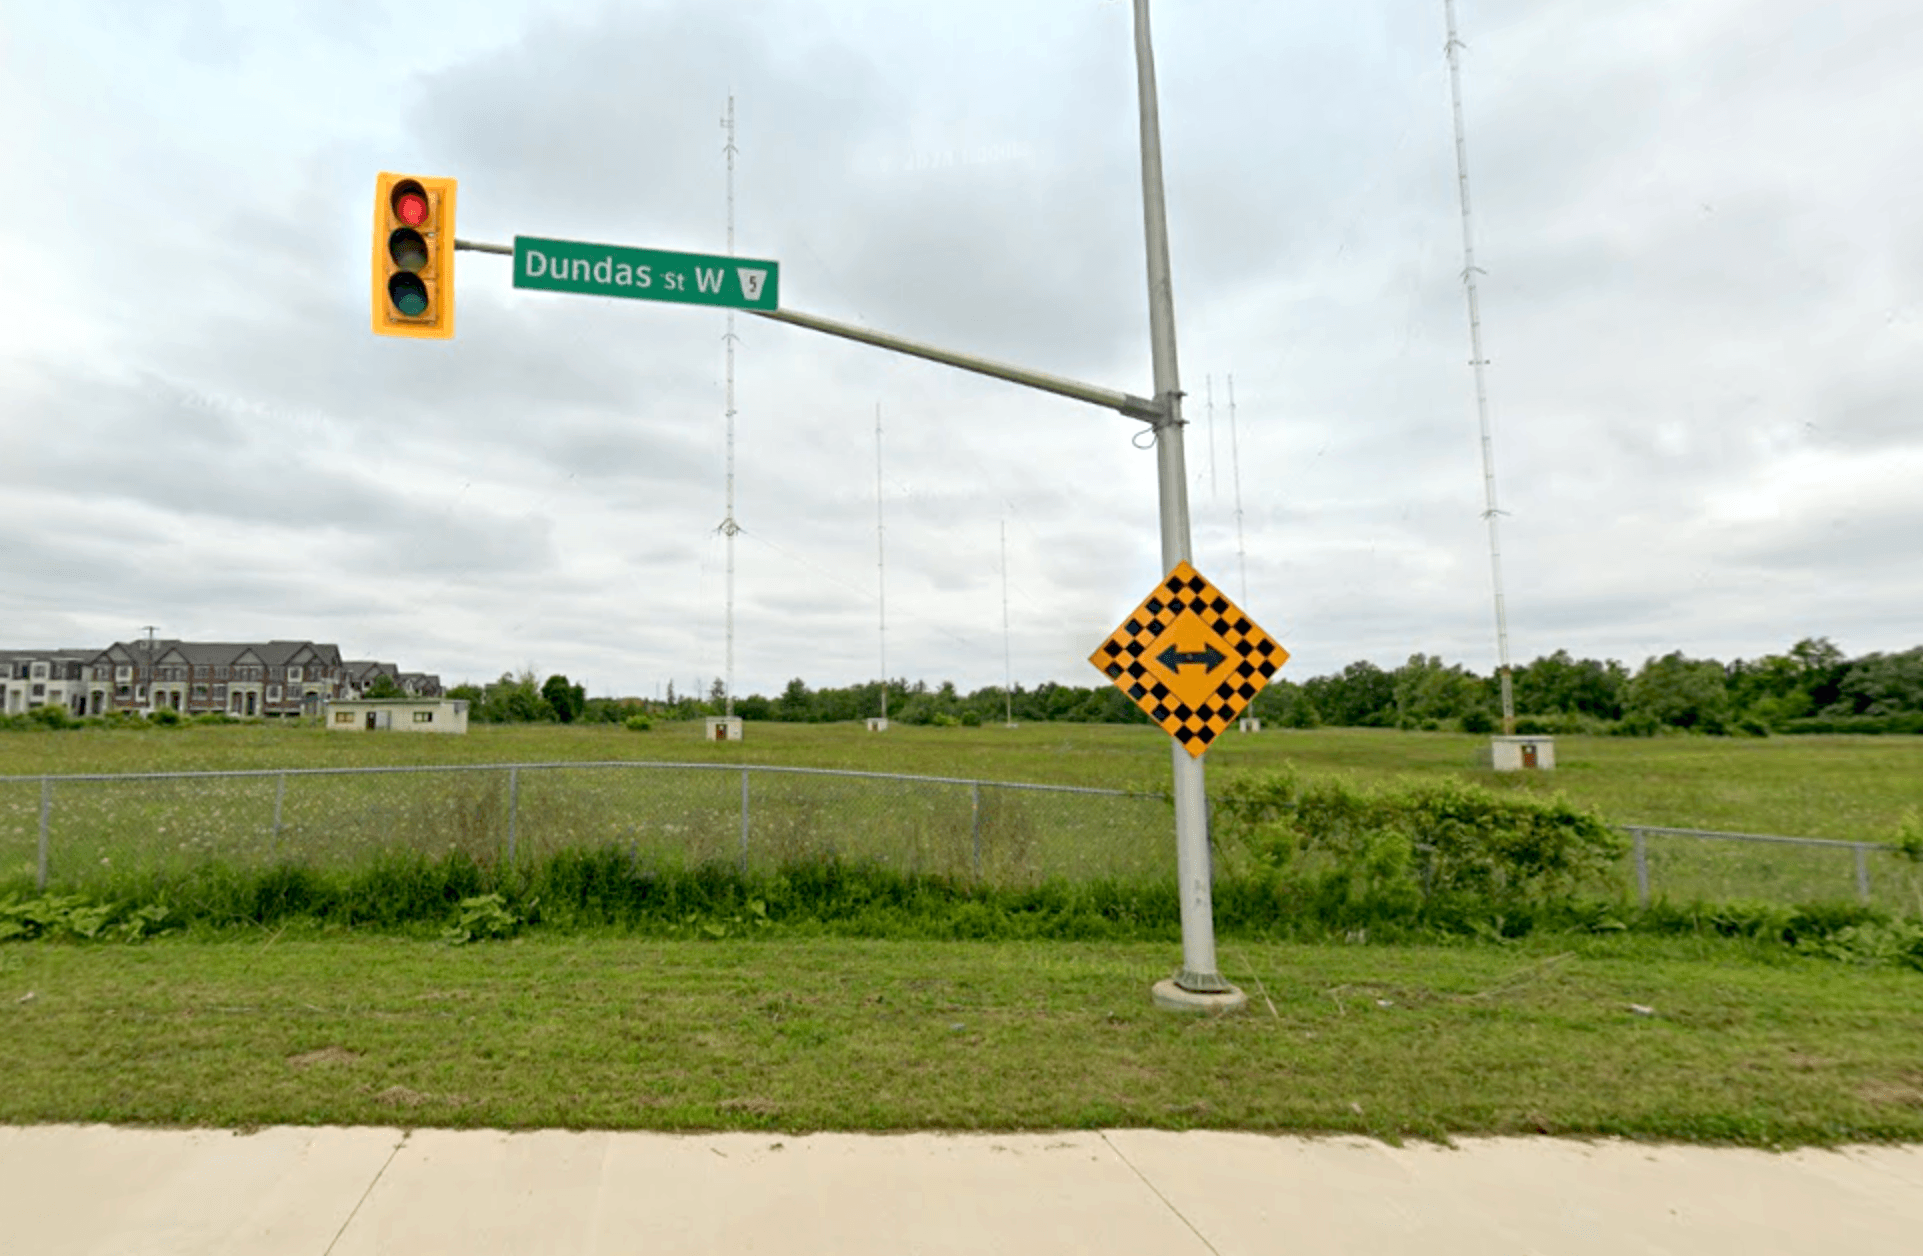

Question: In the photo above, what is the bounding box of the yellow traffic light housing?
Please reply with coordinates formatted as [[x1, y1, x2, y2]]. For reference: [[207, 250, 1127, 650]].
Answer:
[[371, 172, 456, 339]]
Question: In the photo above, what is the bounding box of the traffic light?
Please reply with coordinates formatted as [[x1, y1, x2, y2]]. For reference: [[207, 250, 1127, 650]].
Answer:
[[371, 172, 456, 339]]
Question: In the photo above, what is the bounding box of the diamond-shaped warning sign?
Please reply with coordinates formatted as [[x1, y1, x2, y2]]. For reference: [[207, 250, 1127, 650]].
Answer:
[[1089, 561, 1288, 757]]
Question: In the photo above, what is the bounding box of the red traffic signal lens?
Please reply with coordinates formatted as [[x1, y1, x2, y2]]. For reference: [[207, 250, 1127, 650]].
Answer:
[[388, 228, 428, 272], [387, 273, 429, 317], [391, 180, 430, 226]]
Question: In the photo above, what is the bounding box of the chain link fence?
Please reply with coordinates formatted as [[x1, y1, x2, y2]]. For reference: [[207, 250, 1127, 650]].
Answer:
[[2, 763, 1917, 913], [1620, 825, 1921, 915], [0, 763, 1174, 895]]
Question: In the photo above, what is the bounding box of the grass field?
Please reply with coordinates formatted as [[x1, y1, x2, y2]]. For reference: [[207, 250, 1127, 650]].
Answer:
[[5, 930, 1921, 1145], [1, 720, 1918, 841], [7, 725, 1922, 1146], [4, 721, 1919, 911]]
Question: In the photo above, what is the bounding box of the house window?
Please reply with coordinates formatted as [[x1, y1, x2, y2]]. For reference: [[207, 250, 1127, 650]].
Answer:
[[335, 711, 354, 724], [413, 710, 435, 723], [213, 684, 226, 698], [267, 685, 282, 701], [32, 684, 45, 697], [215, 666, 229, 679], [288, 666, 302, 683], [116, 665, 132, 681], [193, 685, 208, 698], [31, 663, 48, 680]]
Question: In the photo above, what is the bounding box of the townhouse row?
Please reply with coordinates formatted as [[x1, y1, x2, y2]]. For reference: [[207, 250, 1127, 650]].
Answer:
[[0, 639, 441, 719]]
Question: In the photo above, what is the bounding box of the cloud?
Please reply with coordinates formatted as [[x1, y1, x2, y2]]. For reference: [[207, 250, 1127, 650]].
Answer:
[[0, 0, 1919, 699]]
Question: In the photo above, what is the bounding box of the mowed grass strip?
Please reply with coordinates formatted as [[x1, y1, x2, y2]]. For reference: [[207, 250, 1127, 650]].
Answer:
[[5, 933, 1922, 1145]]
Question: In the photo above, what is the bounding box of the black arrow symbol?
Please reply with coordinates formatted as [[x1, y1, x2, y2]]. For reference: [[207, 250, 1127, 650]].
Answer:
[[1157, 643, 1226, 672]]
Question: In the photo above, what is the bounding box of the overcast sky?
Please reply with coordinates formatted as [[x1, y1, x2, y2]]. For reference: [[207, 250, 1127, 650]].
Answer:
[[2, 0, 1918, 700]]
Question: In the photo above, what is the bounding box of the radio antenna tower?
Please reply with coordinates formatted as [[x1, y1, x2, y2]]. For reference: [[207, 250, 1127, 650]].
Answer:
[[718, 94, 741, 719], [1443, 0, 1517, 734], [1000, 516, 1015, 727], [1227, 374, 1249, 604], [874, 403, 888, 726], [1205, 375, 1218, 499]]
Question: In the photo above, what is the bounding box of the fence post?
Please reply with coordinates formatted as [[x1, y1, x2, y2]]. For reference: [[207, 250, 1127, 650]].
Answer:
[[1855, 844, 1871, 904], [971, 781, 984, 880], [271, 771, 287, 859], [739, 769, 750, 876], [506, 766, 519, 868], [36, 777, 52, 892], [1632, 828, 1650, 909]]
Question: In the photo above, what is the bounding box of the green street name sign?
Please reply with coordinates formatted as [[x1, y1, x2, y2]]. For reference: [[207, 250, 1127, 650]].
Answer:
[[512, 235, 780, 311]]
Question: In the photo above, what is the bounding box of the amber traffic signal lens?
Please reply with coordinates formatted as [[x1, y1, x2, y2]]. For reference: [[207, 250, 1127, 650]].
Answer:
[[388, 228, 429, 272]]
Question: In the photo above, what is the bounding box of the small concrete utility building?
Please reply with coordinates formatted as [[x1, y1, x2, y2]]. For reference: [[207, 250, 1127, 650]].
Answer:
[[325, 698, 469, 734], [1489, 735, 1555, 771]]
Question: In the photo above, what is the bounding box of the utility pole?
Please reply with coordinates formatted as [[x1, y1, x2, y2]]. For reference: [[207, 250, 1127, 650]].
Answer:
[[1134, 0, 1244, 1011]]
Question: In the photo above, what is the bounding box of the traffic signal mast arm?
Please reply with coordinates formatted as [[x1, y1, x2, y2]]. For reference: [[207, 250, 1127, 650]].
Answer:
[[452, 237, 1163, 424], [749, 306, 1163, 423]]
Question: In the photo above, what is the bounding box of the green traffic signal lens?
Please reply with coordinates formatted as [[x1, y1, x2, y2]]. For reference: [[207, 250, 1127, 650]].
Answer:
[[388, 228, 429, 272], [387, 273, 429, 317]]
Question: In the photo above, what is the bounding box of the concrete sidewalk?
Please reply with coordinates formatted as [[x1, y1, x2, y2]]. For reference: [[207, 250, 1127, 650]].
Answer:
[[3, 1125, 1919, 1254]]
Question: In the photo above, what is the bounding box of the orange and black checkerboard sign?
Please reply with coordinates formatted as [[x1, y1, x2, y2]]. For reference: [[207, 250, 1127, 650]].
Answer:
[[1089, 561, 1288, 757]]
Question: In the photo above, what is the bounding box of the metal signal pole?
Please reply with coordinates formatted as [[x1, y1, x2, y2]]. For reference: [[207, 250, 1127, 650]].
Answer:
[[447, 0, 1242, 1010], [1135, 0, 1243, 1011]]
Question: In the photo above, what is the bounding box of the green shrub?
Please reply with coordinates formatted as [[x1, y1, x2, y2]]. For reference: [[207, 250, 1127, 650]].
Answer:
[[1801, 918, 1923, 969], [149, 707, 183, 727], [442, 893, 528, 944], [85, 710, 153, 731], [1778, 713, 1923, 735], [28, 705, 76, 730], [1894, 810, 1923, 864], [0, 894, 176, 942], [623, 714, 654, 732], [1212, 770, 1623, 915]]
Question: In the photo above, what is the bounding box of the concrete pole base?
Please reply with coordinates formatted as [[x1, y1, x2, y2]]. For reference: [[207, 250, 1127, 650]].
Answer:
[[1152, 979, 1248, 1014]]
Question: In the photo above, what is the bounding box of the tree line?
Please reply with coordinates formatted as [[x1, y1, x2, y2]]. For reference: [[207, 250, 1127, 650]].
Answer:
[[1259, 637, 1923, 736], [449, 637, 1923, 736]]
